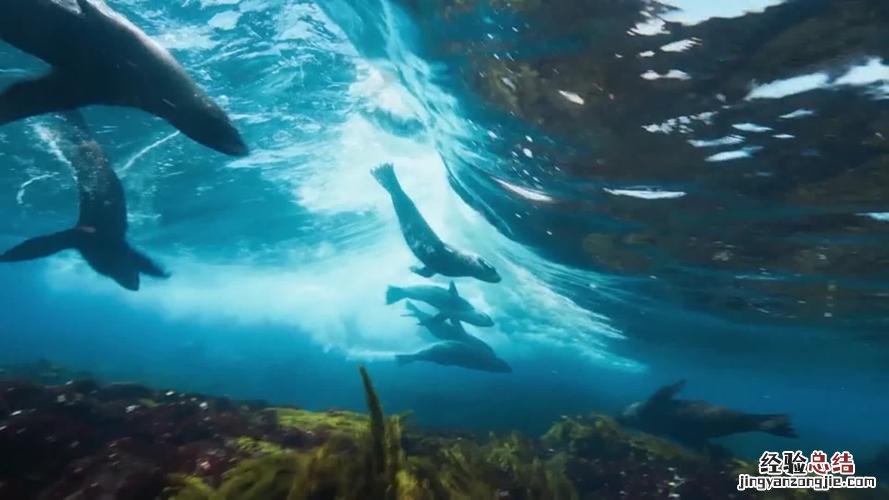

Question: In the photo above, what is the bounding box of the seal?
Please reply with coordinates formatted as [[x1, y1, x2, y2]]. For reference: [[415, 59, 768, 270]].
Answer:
[[386, 281, 494, 327], [617, 380, 798, 445], [0, 111, 169, 291], [371, 163, 501, 283], [395, 301, 510, 373], [0, 0, 247, 156], [395, 341, 512, 373], [402, 301, 475, 343]]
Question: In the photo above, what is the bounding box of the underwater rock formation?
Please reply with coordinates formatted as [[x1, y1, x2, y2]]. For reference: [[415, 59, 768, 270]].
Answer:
[[0, 366, 883, 499]]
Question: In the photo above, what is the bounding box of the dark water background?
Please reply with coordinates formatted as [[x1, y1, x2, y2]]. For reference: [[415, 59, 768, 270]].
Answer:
[[1, 0, 887, 460]]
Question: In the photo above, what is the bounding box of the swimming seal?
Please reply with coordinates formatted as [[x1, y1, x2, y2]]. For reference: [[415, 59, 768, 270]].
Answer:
[[372, 163, 501, 283], [395, 341, 512, 373], [397, 302, 511, 373], [617, 380, 798, 445], [0, 111, 169, 290], [386, 281, 494, 327], [0, 0, 247, 156]]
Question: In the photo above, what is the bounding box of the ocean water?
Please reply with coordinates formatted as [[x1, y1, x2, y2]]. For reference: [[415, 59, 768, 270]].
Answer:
[[0, 0, 887, 465]]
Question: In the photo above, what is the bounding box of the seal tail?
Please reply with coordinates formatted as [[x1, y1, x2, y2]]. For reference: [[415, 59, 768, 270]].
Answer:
[[371, 163, 401, 194], [0, 229, 81, 262], [395, 354, 415, 366], [386, 286, 408, 305], [755, 414, 797, 438]]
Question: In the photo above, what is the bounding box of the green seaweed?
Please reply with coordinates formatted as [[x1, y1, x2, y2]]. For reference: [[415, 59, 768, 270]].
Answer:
[[216, 454, 302, 500], [275, 408, 369, 438], [165, 475, 214, 500], [234, 437, 285, 456], [360, 365, 388, 492], [160, 369, 869, 500]]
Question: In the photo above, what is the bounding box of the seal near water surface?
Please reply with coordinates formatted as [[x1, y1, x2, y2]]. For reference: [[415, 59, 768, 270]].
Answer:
[[0, 0, 247, 156], [0, 111, 169, 291], [386, 281, 494, 327], [372, 163, 501, 283]]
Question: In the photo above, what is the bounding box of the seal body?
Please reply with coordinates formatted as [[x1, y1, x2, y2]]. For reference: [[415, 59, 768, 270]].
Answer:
[[386, 282, 494, 327], [396, 301, 511, 373], [0, 111, 168, 290], [0, 0, 247, 156], [618, 381, 797, 445], [372, 163, 500, 283], [396, 341, 511, 373]]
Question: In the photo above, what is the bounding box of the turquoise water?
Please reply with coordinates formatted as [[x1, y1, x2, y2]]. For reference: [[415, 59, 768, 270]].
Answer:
[[1, 0, 887, 461]]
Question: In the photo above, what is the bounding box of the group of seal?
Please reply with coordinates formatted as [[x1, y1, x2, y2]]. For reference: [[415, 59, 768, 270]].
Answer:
[[0, 0, 806, 454], [372, 163, 509, 373], [0, 0, 247, 290]]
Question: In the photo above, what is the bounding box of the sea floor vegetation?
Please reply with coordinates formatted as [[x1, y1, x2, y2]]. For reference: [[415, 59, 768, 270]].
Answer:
[[0, 361, 883, 499]]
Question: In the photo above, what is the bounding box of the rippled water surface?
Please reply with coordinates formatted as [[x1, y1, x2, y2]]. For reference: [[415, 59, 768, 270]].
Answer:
[[1, 0, 887, 458]]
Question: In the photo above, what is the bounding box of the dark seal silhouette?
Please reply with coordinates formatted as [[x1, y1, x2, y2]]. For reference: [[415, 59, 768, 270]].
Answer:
[[372, 163, 500, 283], [617, 380, 797, 445], [0, 112, 169, 290], [396, 301, 511, 373], [386, 281, 494, 327], [0, 0, 247, 156]]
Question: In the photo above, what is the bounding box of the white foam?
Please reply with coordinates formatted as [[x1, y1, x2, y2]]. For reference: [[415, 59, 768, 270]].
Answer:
[[157, 26, 217, 51], [660, 38, 699, 53], [747, 59, 889, 100], [277, 2, 337, 41], [706, 147, 761, 162], [746, 73, 829, 100], [199, 0, 240, 6], [688, 135, 745, 148], [661, 0, 785, 25], [558, 90, 585, 105], [208, 11, 241, 30], [835, 58, 889, 86], [629, 17, 668, 36], [780, 109, 814, 119], [15, 174, 55, 205], [119, 132, 181, 175], [603, 188, 687, 200], [641, 69, 691, 81], [861, 212, 889, 222], [733, 123, 772, 133], [494, 179, 554, 203]]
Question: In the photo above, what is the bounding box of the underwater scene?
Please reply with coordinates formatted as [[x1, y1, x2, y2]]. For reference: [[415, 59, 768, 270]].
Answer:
[[0, 0, 888, 498]]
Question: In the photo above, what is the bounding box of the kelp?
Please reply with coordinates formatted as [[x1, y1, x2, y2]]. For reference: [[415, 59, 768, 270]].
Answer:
[[0, 366, 881, 499]]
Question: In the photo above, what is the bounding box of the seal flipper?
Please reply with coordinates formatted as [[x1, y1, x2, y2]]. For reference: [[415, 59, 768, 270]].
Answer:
[[648, 380, 686, 406], [371, 163, 399, 193], [129, 246, 170, 279], [754, 414, 798, 438], [0, 229, 81, 262], [402, 301, 430, 324], [410, 265, 435, 277], [76, 0, 108, 17], [0, 71, 99, 126], [386, 286, 410, 305]]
